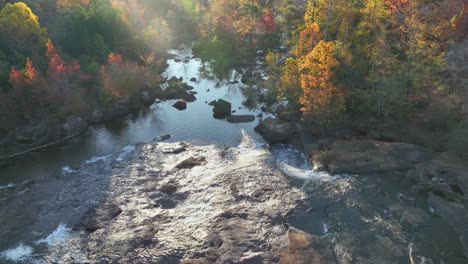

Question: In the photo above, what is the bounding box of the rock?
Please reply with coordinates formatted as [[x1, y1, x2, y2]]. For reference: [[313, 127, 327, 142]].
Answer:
[[15, 122, 47, 142], [62, 116, 88, 136], [189, 91, 198, 95], [174, 58, 182, 62], [179, 77, 183, 81], [278, 111, 301, 122], [212, 99, 232, 119], [256, 113, 263, 118], [326, 140, 434, 175], [175, 156, 206, 169], [173, 100, 187, 110], [158, 134, 171, 141], [183, 93, 197, 102], [227, 115, 255, 123], [141, 90, 154, 105], [208, 100, 217, 106], [254, 118, 297, 143], [238, 254, 263, 264], [231, 110, 236, 113], [81, 203, 122, 232], [364, 235, 404, 262], [190, 77, 197, 82], [401, 207, 430, 229], [278, 227, 337, 264], [160, 183, 178, 194], [91, 109, 103, 124], [185, 85, 194, 91], [275, 104, 301, 122], [169, 76, 179, 82], [155, 198, 176, 209]]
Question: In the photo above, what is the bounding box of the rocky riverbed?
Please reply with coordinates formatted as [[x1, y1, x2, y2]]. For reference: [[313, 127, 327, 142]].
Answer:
[[1, 134, 344, 263]]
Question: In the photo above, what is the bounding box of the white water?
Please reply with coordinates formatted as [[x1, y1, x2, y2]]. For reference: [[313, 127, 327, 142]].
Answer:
[[116, 145, 136, 162], [0, 243, 34, 262], [0, 183, 14, 190], [35, 224, 71, 246]]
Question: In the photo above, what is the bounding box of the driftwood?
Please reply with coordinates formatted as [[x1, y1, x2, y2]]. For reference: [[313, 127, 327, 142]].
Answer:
[[0, 129, 87, 161]]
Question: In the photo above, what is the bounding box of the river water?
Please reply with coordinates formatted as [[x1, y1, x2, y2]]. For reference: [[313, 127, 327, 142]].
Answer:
[[1, 48, 466, 263]]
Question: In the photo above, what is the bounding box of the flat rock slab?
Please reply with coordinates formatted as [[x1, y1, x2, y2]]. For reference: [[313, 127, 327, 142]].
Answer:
[[227, 115, 255, 123]]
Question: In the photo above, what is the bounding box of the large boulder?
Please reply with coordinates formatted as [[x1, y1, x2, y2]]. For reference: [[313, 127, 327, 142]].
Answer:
[[62, 116, 88, 136], [326, 140, 434, 175], [254, 118, 297, 143], [212, 99, 232, 119], [15, 122, 47, 142], [227, 115, 255, 123]]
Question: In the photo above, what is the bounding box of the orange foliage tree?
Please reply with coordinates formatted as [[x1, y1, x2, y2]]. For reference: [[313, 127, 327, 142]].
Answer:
[[299, 40, 345, 123]]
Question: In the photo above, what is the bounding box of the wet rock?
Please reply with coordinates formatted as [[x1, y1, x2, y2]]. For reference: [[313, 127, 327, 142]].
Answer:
[[277, 227, 337, 264], [173, 99, 187, 110], [327, 140, 434, 175], [175, 156, 206, 169], [15, 122, 47, 142], [162, 143, 188, 154], [159, 134, 172, 141], [238, 254, 263, 264], [160, 183, 178, 194], [189, 91, 198, 95], [183, 93, 197, 102], [254, 118, 297, 143], [227, 115, 255, 123], [208, 100, 217, 106], [81, 203, 122, 232], [174, 58, 182, 62], [401, 207, 430, 229], [190, 77, 197, 82], [212, 99, 232, 119], [62, 116, 88, 136]]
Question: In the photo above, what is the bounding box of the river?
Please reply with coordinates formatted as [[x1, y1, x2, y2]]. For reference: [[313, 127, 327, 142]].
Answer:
[[1, 47, 466, 264]]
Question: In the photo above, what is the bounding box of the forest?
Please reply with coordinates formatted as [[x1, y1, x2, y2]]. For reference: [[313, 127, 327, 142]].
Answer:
[[0, 0, 467, 157]]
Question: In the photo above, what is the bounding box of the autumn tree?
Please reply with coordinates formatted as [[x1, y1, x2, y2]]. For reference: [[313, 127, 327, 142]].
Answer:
[[299, 40, 344, 123]]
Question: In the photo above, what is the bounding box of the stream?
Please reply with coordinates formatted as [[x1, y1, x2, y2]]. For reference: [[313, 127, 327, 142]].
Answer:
[[0, 47, 466, 264]]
